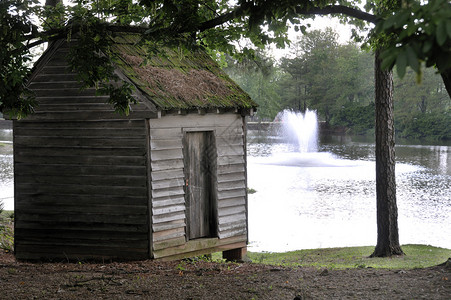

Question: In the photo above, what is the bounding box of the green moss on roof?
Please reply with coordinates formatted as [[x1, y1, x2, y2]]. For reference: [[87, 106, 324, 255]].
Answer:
[[109, 34, 256, 110]]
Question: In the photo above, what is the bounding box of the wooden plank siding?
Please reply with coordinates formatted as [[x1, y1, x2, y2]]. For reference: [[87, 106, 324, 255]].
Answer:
[[148, 113, 248, 258], [13, 42, 155, 260], [14, 119, 151, 260], [24, 43, 156, 121], [13, 38, 250, 261]]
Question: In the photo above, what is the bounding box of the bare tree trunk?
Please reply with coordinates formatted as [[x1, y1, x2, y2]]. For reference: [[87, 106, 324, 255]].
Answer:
[[440, 68, 451, 99], [371, 50, 404, 257]]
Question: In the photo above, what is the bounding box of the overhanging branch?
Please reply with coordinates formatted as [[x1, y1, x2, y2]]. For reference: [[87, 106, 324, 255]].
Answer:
[[197, 2, 253, 32], [296, 5, 379, 24], [14, 3, 379, 56], [196, 3, 378, 33]]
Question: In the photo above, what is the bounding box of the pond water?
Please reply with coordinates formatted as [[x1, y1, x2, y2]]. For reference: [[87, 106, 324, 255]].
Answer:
[[247, 131, 451, 252], [0, 127, 450, 252], [0, 128, 13, 210]]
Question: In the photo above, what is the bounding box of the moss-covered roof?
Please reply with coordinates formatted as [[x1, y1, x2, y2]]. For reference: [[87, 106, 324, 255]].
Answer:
[[109, 34, 256, 111]]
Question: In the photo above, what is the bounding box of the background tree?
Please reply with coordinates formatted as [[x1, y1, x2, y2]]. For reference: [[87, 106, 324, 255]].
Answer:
[[279, 28, 374, 130], [281, 28, 339, 123], [223, 52, 283, 121], [394, 69, 451, 140]]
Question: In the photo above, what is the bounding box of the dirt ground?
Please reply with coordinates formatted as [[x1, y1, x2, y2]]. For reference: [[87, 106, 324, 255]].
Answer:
[[0, 251, 449, 299]]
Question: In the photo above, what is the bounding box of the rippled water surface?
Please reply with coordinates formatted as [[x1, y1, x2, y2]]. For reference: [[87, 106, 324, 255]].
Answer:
[[247, 132, 451, 252], [0, 129, 13, 210]]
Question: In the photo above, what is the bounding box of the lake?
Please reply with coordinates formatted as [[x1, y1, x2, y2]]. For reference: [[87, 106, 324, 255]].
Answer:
[[0, 128, 13, 210], [1, 127, 450, 252], [247, 130, 451, 252]]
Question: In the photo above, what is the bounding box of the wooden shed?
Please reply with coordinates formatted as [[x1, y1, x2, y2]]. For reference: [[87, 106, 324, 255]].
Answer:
[[12, 34, 256, 261]]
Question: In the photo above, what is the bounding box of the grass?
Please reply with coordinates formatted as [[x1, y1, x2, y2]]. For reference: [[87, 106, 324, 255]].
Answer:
[[0, 210, 14, 252], [244, 245, 451, 269], [0, 210, 14, 220], [247, 188, 257, 194], [0, 210, 14, 221]]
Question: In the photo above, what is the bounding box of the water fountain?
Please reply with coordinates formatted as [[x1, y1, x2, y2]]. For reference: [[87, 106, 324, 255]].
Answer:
[[277, 109, 318, 153], [263, 109, 356, 167]]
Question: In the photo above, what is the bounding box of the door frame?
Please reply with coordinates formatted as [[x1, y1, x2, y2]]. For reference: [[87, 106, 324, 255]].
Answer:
[[182, 128, 218, 241]]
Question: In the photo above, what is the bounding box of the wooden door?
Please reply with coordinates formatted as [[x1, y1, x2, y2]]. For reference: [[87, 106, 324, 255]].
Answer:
[[184, 131, 217, 240]]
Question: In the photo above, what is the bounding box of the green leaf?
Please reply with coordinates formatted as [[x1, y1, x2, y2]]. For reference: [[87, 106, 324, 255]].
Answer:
[[395, 11, 410, 29], [446, 20, 451, 38], [380, 50, 397, 71], [396, 50, 407, 78], [422, 40, 433, 53], [383, 14, 397, 30], [300, 25, 307, 35], [406, 46, 419, 73], [436, 21, 447, 46]]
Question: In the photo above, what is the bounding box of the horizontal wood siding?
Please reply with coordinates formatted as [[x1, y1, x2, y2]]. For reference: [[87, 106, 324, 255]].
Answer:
[[14, 120, 150, 260], [25, 43, 156, 121], [148, 120, 186, 253], [149, 113, 247, 258], [215, 116, 247, 240], [14, 42, 153, 260]]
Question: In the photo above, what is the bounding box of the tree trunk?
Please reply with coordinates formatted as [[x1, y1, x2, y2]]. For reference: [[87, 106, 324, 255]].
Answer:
[[440, 68, 451, 99], [371, 50, 404, 258]]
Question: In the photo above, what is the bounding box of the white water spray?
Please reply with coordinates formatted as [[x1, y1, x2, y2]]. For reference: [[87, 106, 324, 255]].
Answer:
[[276, 109, 319, 153]]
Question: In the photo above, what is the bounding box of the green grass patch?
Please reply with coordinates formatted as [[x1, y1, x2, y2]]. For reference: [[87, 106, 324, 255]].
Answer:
[[247, 188, 257, 194], [246, 245, 450, 269], [0, 210, 14, 252], [0, 210, 14, 218]]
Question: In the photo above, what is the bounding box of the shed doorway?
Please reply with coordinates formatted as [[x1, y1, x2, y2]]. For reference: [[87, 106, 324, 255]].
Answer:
[[184, 131, 218, 240]]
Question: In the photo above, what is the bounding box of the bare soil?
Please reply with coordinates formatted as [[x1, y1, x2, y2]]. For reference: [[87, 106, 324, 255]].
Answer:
[[0, 251, 449, 299]]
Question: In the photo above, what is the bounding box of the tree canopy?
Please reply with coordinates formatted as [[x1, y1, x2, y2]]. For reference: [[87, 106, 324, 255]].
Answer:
[[2, 0, 451, 117]]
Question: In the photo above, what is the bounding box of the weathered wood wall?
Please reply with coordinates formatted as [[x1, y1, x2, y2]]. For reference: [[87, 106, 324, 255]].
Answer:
[[14, 42, 154, 260], [149, 113, 248, 259], [13, 40, 248, 261]]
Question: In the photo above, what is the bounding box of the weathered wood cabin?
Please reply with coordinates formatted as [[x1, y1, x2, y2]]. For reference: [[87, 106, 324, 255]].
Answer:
[[12, 34, 256, 261]]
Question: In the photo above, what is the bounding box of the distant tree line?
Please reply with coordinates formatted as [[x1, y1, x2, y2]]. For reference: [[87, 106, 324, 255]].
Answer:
[[223, 28, 450, 141]]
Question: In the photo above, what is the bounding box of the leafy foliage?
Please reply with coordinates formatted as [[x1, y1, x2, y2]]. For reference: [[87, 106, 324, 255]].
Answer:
[[279, 28, 374, 123], [331, 102, 375, 135], [0, 0, 39, 118], [223, 51, 282, 120], [393, 68, 450, 140], [396, 112, 451, 141], [66, 15, 138, 114], [377, 0, 451, 77]]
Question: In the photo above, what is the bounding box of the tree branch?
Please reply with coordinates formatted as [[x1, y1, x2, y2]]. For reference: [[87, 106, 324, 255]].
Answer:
[[13, 2, 379, 56], [197, 2, 253, 32], [296, 5, 379, 24], [196, 3, 378, 34]]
